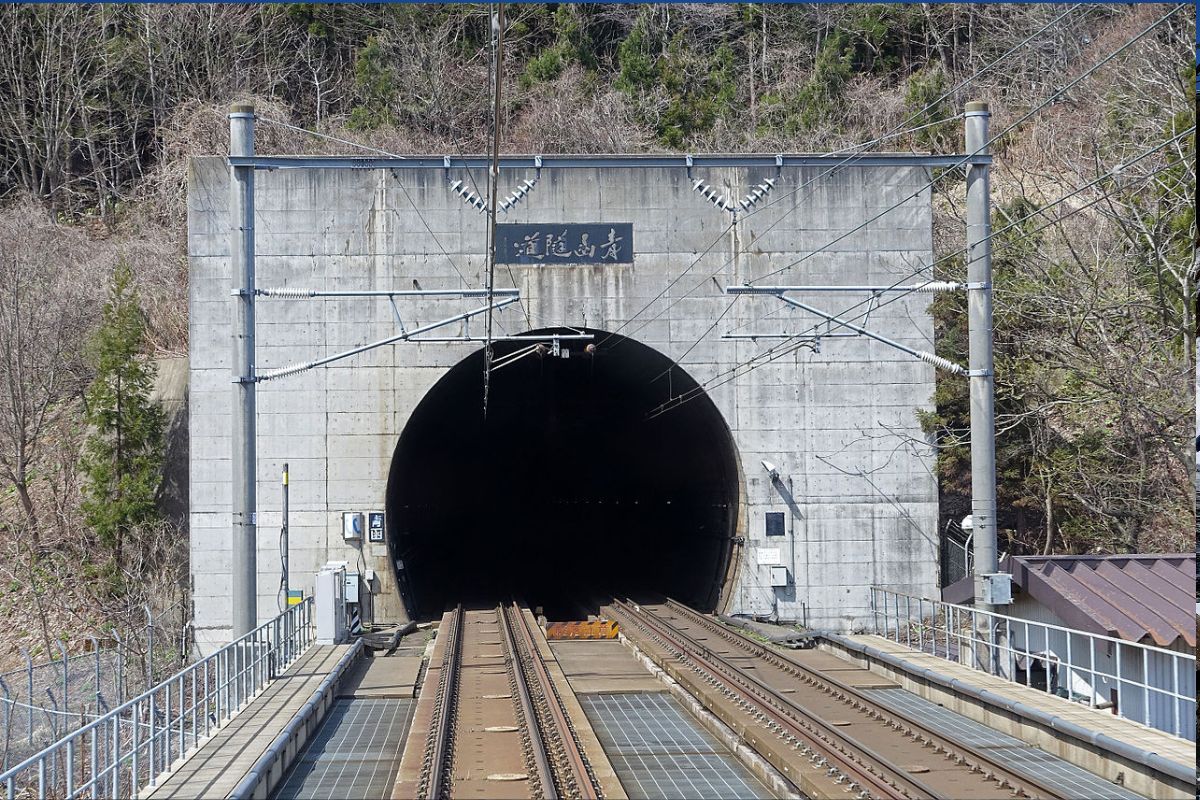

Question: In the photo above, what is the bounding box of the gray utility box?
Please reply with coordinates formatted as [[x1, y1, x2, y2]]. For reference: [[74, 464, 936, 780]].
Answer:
[[770, 565, 791, 588], [315, 563, 347, 645], [977, 572, 1013, 606]]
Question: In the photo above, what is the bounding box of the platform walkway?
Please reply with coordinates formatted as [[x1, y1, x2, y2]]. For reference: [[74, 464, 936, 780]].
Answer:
[[823, 633, 1194, 799], [142, 645, 353, 800]]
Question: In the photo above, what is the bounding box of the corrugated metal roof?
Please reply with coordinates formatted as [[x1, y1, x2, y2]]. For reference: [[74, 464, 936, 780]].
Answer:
[[942, 554, 1195, 649]]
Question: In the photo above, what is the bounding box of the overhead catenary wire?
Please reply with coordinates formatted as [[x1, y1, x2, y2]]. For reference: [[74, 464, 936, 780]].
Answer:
[[595, 3, 1090, 355], [647, 133, 1193, 420], [726, 122, 1196, 351], [655, 3, 1185, 373], [256, 115, 483, 302], [727, 119, 1196, 341], [748, 3, 1186, 288], [665, 141, 1194, 416], [416, 25, 535, 331]]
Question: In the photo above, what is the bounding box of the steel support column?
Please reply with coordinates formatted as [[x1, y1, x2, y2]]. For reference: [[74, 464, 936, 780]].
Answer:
[[965, 102, 998, 617], [230, 103, 257, 637]]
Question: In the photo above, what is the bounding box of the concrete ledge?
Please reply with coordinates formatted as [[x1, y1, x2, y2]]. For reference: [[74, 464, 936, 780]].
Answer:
[[821, 633, 1194, 800], [228, 639, 365, 800]]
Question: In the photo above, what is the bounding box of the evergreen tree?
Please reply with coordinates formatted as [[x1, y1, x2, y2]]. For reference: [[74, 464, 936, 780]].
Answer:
[[80, 261, 165, 584]]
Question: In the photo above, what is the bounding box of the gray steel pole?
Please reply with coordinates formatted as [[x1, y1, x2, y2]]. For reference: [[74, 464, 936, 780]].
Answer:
[[965, 101, 998, 615], [281, 463, 289, 610], [230, 103, 257, 637]]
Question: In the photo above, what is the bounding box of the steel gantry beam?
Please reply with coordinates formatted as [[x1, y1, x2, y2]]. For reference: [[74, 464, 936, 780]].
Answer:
[[254, 297, 522, 382], [228, 153, 990, 172], [724, 284, 966, 374]]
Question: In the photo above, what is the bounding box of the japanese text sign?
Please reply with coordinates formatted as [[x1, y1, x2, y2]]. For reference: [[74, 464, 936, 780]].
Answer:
[[496, 223, 633, 265]]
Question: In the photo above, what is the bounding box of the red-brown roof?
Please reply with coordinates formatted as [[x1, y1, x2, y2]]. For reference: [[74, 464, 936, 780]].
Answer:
[[942, 554, 1195, 649]]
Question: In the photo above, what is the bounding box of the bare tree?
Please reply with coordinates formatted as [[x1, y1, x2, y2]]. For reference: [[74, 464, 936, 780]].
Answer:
[[0, 203, 103, 527]]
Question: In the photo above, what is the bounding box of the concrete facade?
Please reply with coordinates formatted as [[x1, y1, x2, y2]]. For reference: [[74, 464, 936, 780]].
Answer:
[[188, 155, 940, 652]]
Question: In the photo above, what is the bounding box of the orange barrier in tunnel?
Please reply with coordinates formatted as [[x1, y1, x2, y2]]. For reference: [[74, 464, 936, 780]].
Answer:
[[544, 620, 619, 640]]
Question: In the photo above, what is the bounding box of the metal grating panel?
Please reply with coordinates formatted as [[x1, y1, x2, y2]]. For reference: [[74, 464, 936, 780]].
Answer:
[[864, 688, 1145, 800], [579, 693, 772, 800], [272, 698, 415, 800]]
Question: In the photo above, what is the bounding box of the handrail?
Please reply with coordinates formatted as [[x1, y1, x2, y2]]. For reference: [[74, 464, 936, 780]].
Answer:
[[869, 586, 1195, 741], [0, 599, 314, 799], [228, 637, 363, 800]]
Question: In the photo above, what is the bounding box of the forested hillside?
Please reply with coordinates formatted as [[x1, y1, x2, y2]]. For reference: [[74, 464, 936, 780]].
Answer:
[[0, 4, 1194, 664]]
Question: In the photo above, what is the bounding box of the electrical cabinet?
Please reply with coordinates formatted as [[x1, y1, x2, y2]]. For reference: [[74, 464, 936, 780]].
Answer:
[[769, 565, 790, 588], [979, 573, 1012, 605], [315, 563, 347, 645]]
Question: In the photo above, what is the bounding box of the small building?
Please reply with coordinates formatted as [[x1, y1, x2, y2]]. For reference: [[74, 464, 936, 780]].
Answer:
[[944, 554, 1196, 740]]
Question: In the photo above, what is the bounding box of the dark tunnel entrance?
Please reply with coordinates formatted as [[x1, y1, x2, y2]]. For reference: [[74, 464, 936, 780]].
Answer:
[[386, 328, 741, 620]]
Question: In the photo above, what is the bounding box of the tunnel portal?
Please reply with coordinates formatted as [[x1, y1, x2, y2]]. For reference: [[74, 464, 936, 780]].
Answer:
[[386, 329, 741, 619]]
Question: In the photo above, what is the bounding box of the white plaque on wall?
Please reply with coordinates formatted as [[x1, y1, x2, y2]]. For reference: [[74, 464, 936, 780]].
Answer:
[[757, 547, 782, 566]]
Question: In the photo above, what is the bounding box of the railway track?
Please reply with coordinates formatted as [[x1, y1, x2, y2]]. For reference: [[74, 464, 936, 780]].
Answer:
[[607, 598, 1069, 800], [416, 604, 603, 800]]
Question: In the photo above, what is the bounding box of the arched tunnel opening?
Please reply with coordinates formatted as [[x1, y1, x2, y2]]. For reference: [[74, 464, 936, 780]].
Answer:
[[386, 328, 742, 620]]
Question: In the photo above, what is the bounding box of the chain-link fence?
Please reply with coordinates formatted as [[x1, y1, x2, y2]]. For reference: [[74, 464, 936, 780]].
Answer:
[[0, 612, 189, 773], [0, 601, 313, 800]]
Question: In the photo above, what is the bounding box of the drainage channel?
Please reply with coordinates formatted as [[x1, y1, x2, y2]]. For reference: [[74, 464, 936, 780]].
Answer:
[[271, 697, 416, 800], [578, 693, 773, 800]]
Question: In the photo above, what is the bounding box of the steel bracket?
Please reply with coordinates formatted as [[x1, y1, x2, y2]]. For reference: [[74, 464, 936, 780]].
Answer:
[[964, 281, 992, 290], [966, 369, 992, 377]]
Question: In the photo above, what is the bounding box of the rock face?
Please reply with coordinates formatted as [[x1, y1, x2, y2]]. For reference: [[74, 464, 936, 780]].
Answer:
[[152, 355, 189, 530], [187, 155, 939, 653]]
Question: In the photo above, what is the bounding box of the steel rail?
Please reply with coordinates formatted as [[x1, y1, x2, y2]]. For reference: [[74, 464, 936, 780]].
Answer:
[[660, 599, 1066, 800], [609, 599, 922, 800], [426, 605, 463, 800], [498, 604, 558, 800], [507, 602, 601, 800]]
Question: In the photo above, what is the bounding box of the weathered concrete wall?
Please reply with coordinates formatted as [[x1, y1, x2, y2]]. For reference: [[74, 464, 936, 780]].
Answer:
[[188, 156, 939, 652]]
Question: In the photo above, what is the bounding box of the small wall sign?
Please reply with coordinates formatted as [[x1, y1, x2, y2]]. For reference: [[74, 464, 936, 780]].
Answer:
[[757, 547, 782, 566], [368, 512, 385, 543]]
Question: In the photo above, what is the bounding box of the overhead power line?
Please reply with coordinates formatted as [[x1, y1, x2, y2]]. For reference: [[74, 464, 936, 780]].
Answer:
[[725, 121, 1196, 348], [748, 3, 1185, 288], [646, 131, 1193, 419], [596, 3, 1090, 353], [653, 3, 1185, 373], [257, 115, 480, 298]]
